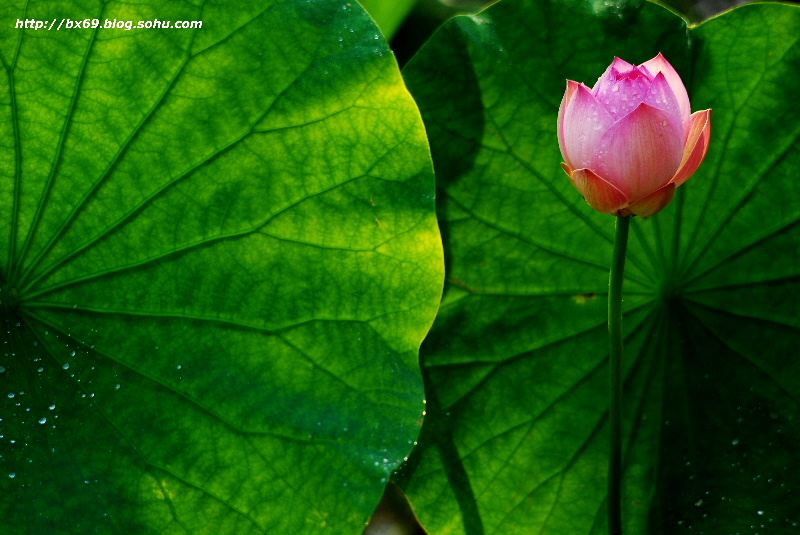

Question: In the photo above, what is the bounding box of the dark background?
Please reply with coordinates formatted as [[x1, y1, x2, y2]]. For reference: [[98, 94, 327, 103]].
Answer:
[[390, 0, 800, 66]]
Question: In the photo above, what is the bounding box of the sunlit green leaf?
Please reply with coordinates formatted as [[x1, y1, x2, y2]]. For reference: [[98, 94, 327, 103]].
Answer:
[[357, 0, 417, 40], [0, 0, 443, 533], [399, 1, 800, 533]]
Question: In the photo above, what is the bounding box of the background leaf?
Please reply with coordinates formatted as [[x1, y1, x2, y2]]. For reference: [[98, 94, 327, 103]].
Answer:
[[357, 0, 418, 40], [399, 0, 800, 533], [0, 0, 443, 533]]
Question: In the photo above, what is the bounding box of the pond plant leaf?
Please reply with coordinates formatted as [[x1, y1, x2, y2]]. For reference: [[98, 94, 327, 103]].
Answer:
[[0, 0, 443, 533], [400, 1, 800, 533]]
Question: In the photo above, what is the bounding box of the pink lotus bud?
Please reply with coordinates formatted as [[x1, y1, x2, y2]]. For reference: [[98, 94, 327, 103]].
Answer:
[[557, 54, 711, 217]]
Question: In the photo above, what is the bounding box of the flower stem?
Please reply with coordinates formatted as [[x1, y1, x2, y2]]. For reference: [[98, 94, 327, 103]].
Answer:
[[608, 214, 630, 535]]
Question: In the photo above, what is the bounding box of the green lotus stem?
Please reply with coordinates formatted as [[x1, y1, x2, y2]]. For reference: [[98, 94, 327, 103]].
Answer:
[[608, 214, 630, 535]]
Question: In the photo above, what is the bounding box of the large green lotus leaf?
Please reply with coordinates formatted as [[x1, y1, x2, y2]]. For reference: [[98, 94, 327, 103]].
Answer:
[[399, 0, 800, 533], [357, 0, 417, 40], [0, 0, 443, 533]]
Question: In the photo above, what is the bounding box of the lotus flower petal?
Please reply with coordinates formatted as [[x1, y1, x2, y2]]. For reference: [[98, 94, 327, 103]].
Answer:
[[671, 109, 712, 187], [595, 73, 653, 122], [568, 167, 630, 214], [626, 182, 676, 217], [642, 53, 691, 128], [593, 103, 684, 200], [642, 72, 683, 126], [558, 81, 615, 169], [592, 57, 636, 97], [557, 81, 580, 166]]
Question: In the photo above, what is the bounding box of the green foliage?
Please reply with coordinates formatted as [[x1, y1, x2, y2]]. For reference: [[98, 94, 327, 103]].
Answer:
[[0, 0, 442, 533], [400, 0, 800, 533], [357, 0, 418, 40], [3, 0, 799, 533]]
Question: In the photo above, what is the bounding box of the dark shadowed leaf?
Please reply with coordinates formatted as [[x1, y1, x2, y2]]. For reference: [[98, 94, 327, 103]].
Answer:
[[0, 0, 443, 533], [399, 1, 800, 533]]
